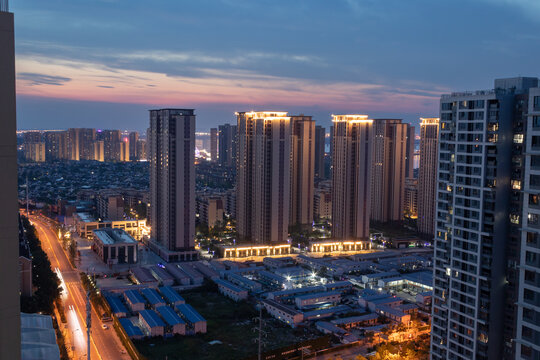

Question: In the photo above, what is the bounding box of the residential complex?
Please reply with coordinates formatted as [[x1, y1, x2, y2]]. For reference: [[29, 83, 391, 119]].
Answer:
[[236, 111, 292, 244], [290, 115, 315, 228], [218, 123, 237, 167], [148, 109, 197, 261], [314, 125, 326, 180], [417, 117, 439, 237], [431, 77, 540, 360], [331, 115, 373, 240], [371, 119, 408, 223]]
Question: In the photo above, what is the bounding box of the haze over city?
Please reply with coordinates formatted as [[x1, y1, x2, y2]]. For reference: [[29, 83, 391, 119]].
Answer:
[[14, 0, 540, 131]]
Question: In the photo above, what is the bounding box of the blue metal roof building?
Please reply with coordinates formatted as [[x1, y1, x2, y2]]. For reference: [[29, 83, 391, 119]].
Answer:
[[175, 303, 207, 334], [156, 306, 185, 326], [124, 290, 145, 304], [158, 286, 185, 306], [141, 288, 166, 308], [119, 318, 144, 339], [139, 309, 166, 328], [106, 296, 128, 317]]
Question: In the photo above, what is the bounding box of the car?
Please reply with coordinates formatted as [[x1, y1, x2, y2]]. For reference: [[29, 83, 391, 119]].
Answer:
[[101, 324, 109, 330]]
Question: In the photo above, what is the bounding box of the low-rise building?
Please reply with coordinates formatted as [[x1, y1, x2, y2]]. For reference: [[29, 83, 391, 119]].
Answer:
[[149, 265, 174, 286], [106, 296, 128, 318], [331, 313, 379, 329], [217, 243, 291, 258], [176, 304, 207, 334], [159, 286, 185, 306], [214, 279, 248, 302], [295, 291, 341, 309], [139, 309, 166, 337], [124, 290, 146, 312], [375, 304, 411, 324], [92, 228, 138, 265], [227, 273, 262, 293], [141, 288, 166, 309], [262, 299, 304, 328], [308, 240, 371, 253], [119, 318, 144, 340], [156, 306, 186, 336], [74, 212, 148, 240]]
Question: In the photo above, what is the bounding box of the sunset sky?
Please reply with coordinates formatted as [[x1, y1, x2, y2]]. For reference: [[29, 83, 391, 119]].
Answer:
[[13, 0, 540, 132]]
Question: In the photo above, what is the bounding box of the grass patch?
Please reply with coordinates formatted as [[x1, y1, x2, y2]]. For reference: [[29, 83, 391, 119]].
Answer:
[[135, 289, 309, 360]]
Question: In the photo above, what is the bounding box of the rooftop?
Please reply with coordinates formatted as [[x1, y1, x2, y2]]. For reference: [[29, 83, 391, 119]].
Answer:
[[141, 288, 165, 305], [156, 306, 186, 326], [176, 303, 206, 324], [93, 228, 137, 245], [139, 309, 166, 328]]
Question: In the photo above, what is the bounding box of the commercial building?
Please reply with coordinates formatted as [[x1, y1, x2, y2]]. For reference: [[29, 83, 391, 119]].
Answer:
[[290, 115, 315, 228], [371, 119, 408, 223], [218, 123, 237, 167], [417, 117, 439, 237], [314, 125, 326, 180], [0, 6, 21, 358], [149, 109, 197, 261], [217, 243, 291, 258], [431, 77, 539, 360], [308, 240, 371, 253], [237, 111, 292, 244], [156, 306, 187, 336], [92, 228, 138, 264], [74, 212, 148, 240], [331, 115, 373, 240]]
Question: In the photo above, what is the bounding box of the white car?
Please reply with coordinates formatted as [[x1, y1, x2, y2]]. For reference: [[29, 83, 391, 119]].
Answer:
[[101, 324, 109, 330]]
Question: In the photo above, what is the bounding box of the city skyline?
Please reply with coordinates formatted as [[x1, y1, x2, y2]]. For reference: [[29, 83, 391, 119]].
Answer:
[[13, 0, 540, 132]]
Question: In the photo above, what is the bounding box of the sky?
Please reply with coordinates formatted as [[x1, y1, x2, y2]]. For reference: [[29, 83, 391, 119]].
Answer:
[[13, 0, 540, 132]]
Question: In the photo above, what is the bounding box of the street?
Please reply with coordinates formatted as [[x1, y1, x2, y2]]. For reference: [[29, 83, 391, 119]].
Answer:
[[30, 215, 130, 360]]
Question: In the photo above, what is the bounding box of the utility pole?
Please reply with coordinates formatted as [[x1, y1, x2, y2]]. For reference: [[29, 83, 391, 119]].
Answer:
[[86, 290, 91, 360], [252, 303, 267, 360]]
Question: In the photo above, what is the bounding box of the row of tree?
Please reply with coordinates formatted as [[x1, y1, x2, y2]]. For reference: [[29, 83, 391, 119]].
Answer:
[[20, 216, 61, 314]]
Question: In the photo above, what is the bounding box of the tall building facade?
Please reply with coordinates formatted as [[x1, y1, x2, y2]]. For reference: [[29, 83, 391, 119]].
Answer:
[[331, 115, 373, 240], [236, 111, 291, 244], [0, 4, 21, 358], [218, 123, 237, 167], [44, 130, 68, 160], [120, 138, 130, 162], [314, 125, 326, 180], [137, 139, 147, 160], [93, 140, 104, 162], [149, 109, 197, 261], [517, 85, 540, 360], [431, 77, 539, 360], [405, 124, 416, 179], [370, 119, 407, 223], [99, 129, 121, 162], [24, 142, 46, 162], [210, 127, 218, 162], [290, 115, 315, 228], [417, 117, 439, 238], [67, 128, 95, 160], [404, 177, 418, 218], [129, 131, 139, 160]]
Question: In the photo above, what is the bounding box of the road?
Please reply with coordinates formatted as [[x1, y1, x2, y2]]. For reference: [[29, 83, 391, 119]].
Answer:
[[30, 215, 130, 360]]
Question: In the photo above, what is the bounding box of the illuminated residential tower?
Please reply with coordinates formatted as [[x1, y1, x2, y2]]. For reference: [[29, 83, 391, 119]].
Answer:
[[236, 111, 291, 244], [331, 115, 373, 240]]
